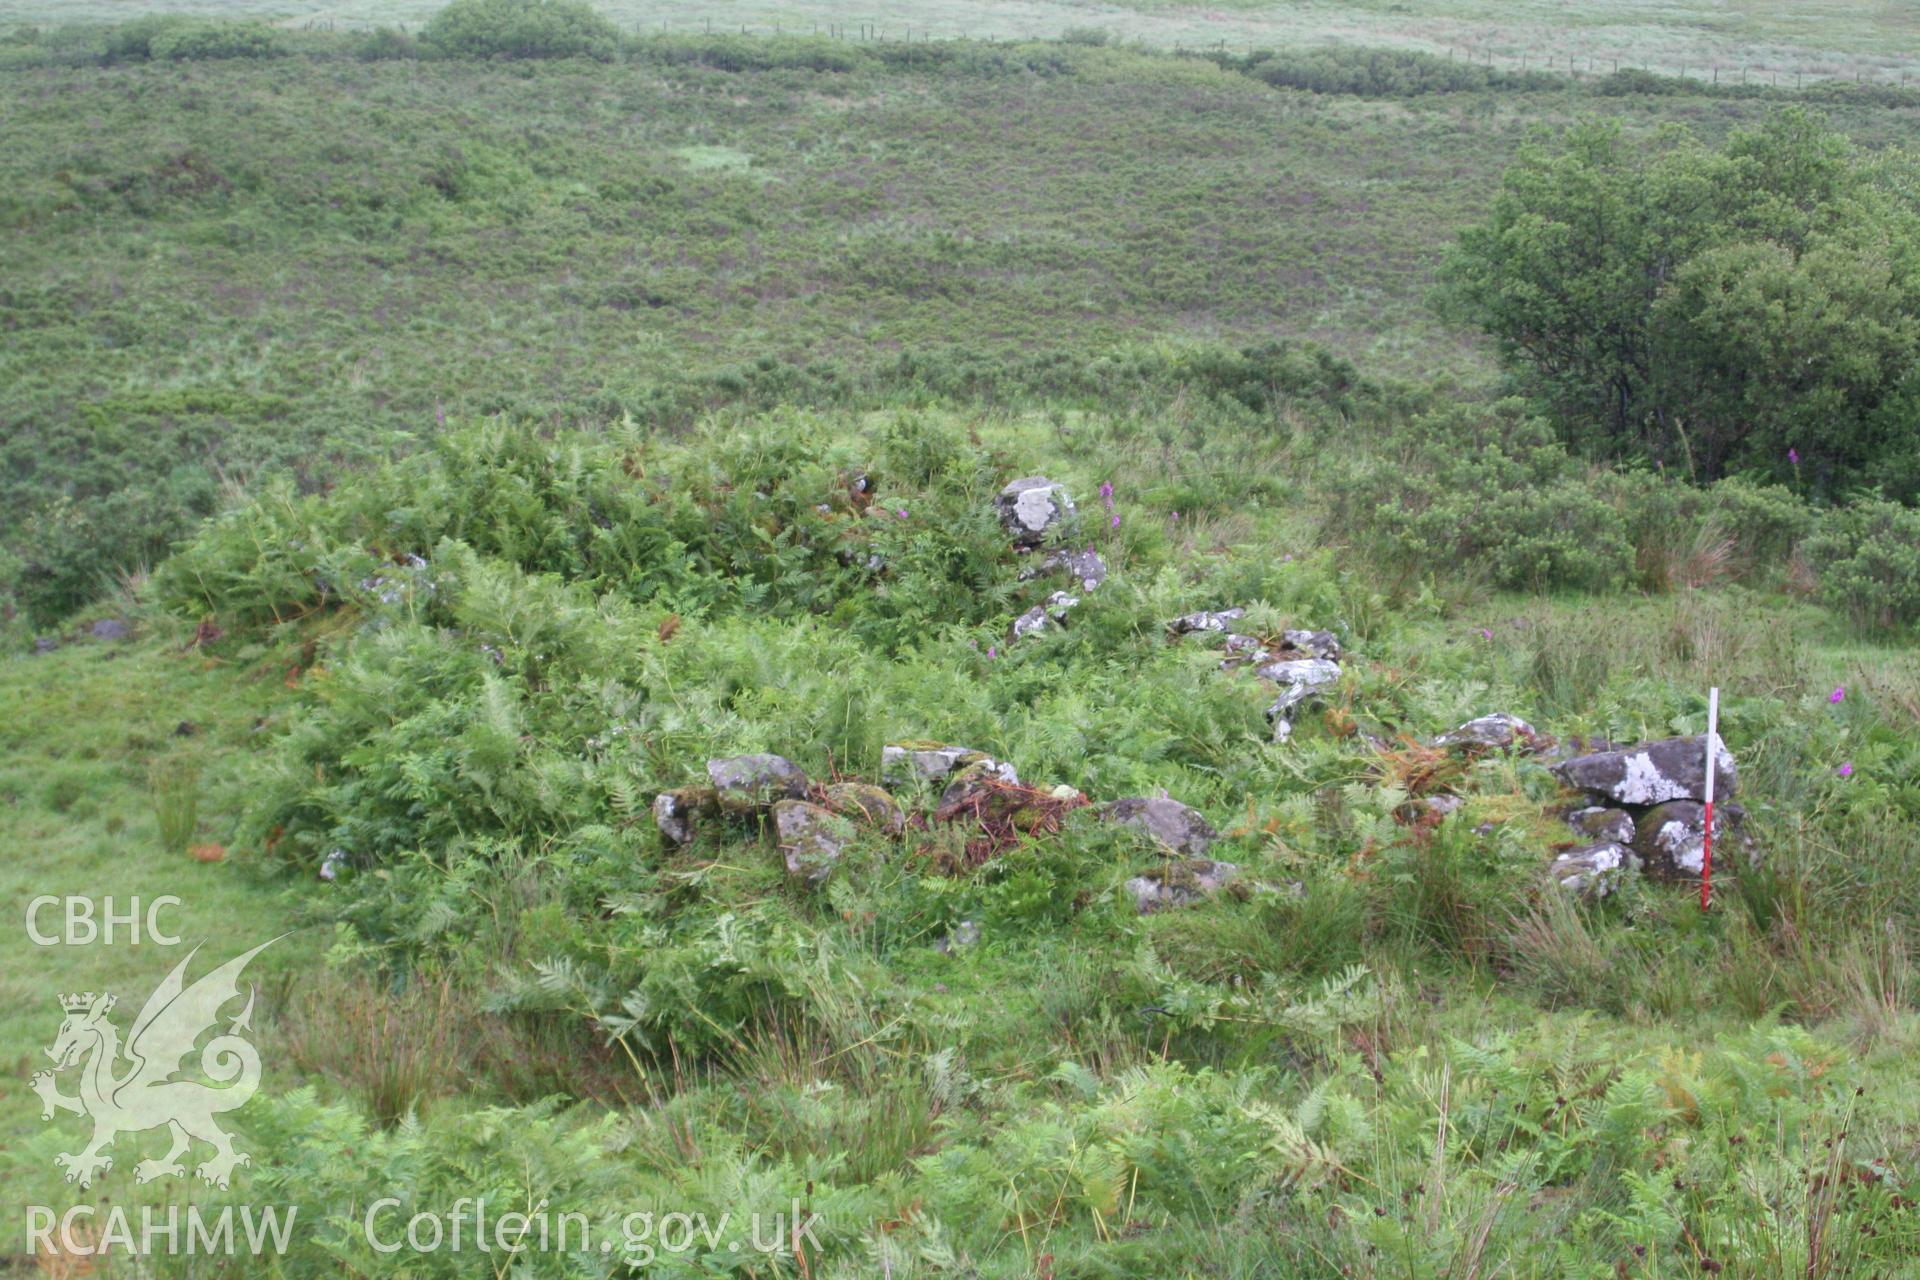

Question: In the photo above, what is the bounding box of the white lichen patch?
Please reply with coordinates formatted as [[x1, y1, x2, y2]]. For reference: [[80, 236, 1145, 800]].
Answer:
[[1616, 752, 1691, 805], [1011, 486, 1059, 531]]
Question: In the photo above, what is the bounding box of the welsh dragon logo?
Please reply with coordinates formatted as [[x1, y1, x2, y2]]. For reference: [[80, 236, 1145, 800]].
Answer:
[[31, 938, 280, 1190]]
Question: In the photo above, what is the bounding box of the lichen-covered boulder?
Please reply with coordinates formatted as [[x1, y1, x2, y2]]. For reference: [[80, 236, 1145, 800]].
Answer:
[[1100, 796, 1217, 856], [1434, 713, 1544, 753], [706, 754, 810, 812], [1168, 608, 1245, 635], [1566, 806, 1635, 845], [1550, 842, 1640, 898], [822, 782, 907, 836], [882, 743, 1016, 789], [1632, 800, 1754, 880], [772, 800, 854, 885], [653, 786, 718, 845], [1552, 736, 1736, 806], [1125, 859, 1241, 913], [1021, 547, 1108, 592], [995, 477, 1076, 546], [1008, 591, 1079, 643]]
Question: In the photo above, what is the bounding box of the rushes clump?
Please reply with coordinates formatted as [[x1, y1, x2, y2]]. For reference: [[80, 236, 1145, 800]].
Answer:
[[148, 758, 199, 856]]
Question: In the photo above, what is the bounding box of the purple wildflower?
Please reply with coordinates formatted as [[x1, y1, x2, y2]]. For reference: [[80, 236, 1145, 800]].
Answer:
[[1788, 448, 1799, 465], [896, 508, 909, 519], [1480, 628, 1492, 640], [1830, 686, 1845, 704], [986, 646, 997, 660], [1110, 514, 1121, 529], [1837, 762, 1853, 778], [1099, 481, 1114, 508]]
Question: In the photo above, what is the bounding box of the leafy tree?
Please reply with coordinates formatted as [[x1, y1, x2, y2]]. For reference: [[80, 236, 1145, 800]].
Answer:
[[1438, 109, 1920, 497], [420, 0, 620, 61]]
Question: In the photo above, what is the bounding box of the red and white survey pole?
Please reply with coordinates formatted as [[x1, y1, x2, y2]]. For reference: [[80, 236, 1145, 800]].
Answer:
[[1701, 687, 1719, 911]]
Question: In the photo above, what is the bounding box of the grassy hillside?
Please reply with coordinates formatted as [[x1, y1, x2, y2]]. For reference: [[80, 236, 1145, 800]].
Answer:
[[4, 11, 1920, 1279], [6, 32, 1919, 626]]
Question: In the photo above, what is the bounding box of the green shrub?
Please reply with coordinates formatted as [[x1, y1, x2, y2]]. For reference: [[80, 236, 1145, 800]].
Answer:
[[1613, 473, 1813, 590], [355, 26, 420, 61], [1706, 476, 1816, 569], [420, 0, 620, 61], [1804, 497, 1920, 633], [1325, 399, 1630, 592], [1440, 110, 1920, 492], [147, 21, 282, 62], [100, 15, 185, 63]]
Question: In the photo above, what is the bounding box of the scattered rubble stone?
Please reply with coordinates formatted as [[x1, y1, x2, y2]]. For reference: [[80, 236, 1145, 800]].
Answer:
[[653, 786, 719, 845], [822, 782, 907, 836], [1021, 547, 1108, 592], [1125, 859, 1241, 913], [934, 920, 981, 953], [1397, 793, 1465, 825], [1259, 657, 1343, 742], [773, 799, 854, 884], [1551, 842, 1640, 898], [706, 754, 810, 812], [1099, 796, 1218, 856], [1281, 629, 1341, 661], [882, 743, 1016, 789], [1008, 591, 1079, 643], [1433, 712, 1545, 752], [1566, 806, 1636, 845], [1168, 608, 1245, 635]]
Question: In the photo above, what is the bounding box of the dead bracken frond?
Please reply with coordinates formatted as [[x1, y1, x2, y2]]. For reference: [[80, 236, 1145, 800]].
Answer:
[[1371, 737, 1466, 798], [925, 779, 1089, 870]]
